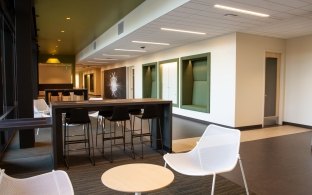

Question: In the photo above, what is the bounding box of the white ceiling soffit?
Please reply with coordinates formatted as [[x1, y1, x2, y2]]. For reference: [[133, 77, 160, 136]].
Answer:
[[77, 0, 312, 65], [76, 0, 190, 64]]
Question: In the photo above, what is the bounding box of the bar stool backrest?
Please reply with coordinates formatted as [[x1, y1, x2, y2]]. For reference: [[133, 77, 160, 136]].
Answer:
[[99, 108, 113, 117], [74, 91, 83, 96], [51, 91, 59, 96], [73, 90, 84, 101], [110, 106, 130, 121], [67, 108, 90, 124], [50, 91, 60, 102], [62, 91, 70, 96], [142, 104, 161, 119]]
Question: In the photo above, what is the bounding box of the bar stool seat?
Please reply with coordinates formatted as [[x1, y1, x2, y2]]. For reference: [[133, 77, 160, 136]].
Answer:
[[63, 108, 94, 168]]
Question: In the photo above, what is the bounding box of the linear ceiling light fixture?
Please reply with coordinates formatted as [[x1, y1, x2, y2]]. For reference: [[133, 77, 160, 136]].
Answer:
[[214, 4, 269, 17], [132, 41, 170, 45], [93, 58, 117, 60], [161, 28, 206, 35], [102, 54, 130, 57], [87, 61, 106, 64], [114, 49, 146, 52]]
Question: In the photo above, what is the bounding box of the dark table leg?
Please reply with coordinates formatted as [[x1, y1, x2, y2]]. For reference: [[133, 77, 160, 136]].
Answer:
[[52, 108, 63, 168]]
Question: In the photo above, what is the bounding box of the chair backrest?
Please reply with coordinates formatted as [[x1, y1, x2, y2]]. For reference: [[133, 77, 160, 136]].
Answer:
[[73, 91, 84, 101], [142, 104, 161, 119], [110, 106, 130, 121], [67, 108, 90, 124], [194, 124, 240, 173], [62, 91, 70, 96], [51, 91, 59, 96], [0, 169, 74, 195], [74, 90, 83, 96], [99, 108, 113, 117], [34, 99, 50, 113]]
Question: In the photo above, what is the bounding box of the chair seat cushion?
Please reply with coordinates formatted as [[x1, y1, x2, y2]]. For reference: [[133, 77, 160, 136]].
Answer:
[[163, 153, 208, 176]]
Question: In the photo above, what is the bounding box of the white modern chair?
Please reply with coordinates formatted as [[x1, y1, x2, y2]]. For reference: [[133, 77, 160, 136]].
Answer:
[[0, 169, 74, 195], [163, 124, 249, 195], [33, 99, 51, 135], [33, 99, 50, 118]]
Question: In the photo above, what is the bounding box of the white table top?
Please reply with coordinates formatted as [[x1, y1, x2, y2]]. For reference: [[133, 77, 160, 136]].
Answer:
[[101, 163, 174, 193]]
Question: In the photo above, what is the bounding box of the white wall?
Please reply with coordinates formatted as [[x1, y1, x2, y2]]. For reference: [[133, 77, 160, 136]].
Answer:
[[109, 33, 237, 127], [236, 33, 286, 127], [39, 64, 72, 84], [97, 33, 290, 128], [284, 35, 312, 126]]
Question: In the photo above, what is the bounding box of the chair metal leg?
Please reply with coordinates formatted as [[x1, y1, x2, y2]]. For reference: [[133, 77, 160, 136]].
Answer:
[[239, 155, 249, 195], [101, 118, 105, 154], [89, 123, 95, 165], [64, 123, 69, 169], [123, 121, 126, 151], [110, 121, 113, 163], [211, 173, 216, 195], [129, 119, 135, 159], [96, 116, 99, 147], [141, 119, 144, 158]]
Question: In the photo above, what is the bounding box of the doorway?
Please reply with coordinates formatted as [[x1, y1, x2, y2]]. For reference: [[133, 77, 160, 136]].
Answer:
[[263, 52, 281, 126], [127, 66, 135, 98]]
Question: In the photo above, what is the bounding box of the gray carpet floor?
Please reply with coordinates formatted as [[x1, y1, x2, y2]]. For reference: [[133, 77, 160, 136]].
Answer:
[[1, 119, 252, 195]]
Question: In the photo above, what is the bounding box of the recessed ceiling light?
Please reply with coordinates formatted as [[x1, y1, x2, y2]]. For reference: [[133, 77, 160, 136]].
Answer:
[[214, 4, 269, 17], [102, 54, 130, 57], [61, 30, 65, 33], [57, 39, 61, 42], [114, 49, 146, 53], [132, 41, 170, 46], [161, 28, 206, 35], [93, 58, 117, 60], [66, 17, 71, 20]]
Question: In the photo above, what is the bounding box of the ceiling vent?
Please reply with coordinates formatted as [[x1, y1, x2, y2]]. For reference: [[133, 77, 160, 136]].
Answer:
[[118, 21, 124, 35], [93, 41, 96, 50]]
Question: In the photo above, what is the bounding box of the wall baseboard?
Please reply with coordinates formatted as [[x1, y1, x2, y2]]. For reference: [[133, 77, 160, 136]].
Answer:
[[283, 121, 312, 129], [172, 114, 262, 131]]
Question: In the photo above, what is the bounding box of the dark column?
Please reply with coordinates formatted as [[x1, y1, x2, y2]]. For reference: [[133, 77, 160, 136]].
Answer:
[[15, 0, 36, 148]]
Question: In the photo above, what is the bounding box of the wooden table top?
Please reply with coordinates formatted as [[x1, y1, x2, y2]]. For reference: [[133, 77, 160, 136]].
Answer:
[[101, 163, 174, 193]]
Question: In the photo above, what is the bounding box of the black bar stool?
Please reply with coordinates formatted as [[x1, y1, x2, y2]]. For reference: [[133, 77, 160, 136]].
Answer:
[[131, 104, 163, 159], [104, 106, 131, 162], [50, 91, 60, 102], [95, 108, 113, 148], [73, 90, 84, 101], [61, 91, 71, 101], [63, 108, 94, 168]]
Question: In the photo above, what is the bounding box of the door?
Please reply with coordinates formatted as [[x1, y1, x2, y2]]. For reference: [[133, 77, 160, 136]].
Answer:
[[127, 66, 134, 98], [161, 61, 178, 104], [84, 74, 88, 89], [264, 53, 280, 126]]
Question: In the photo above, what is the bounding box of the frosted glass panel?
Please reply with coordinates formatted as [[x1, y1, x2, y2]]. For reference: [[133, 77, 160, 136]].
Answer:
[[161, 62, 178, 104]]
